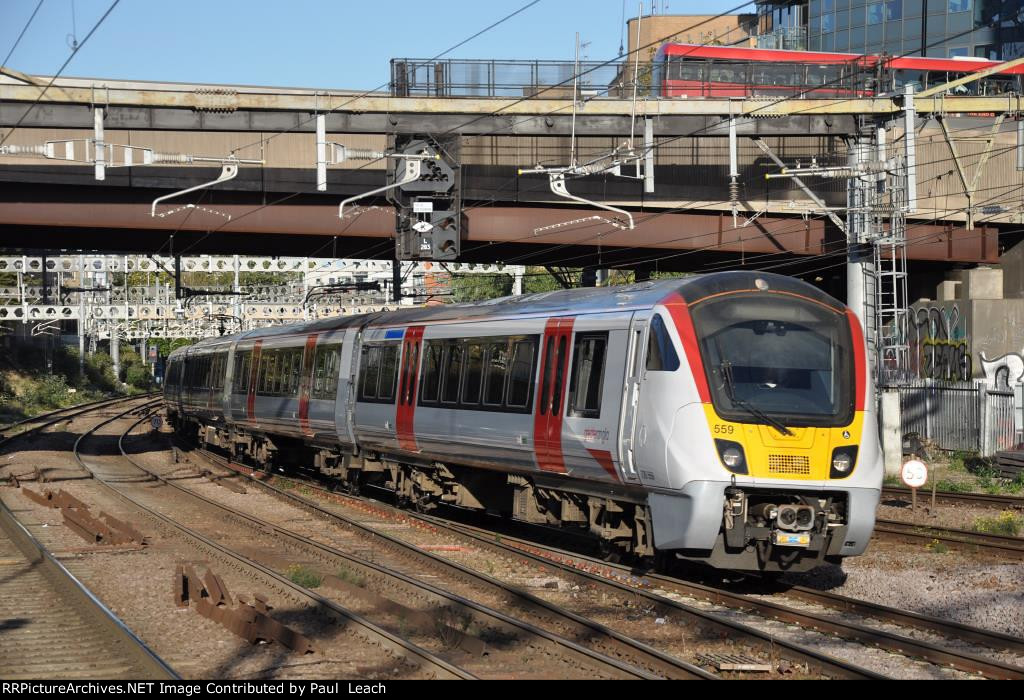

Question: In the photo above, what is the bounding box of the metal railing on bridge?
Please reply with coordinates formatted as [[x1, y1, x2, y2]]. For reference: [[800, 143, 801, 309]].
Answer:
[[889, 379, 1017, 456], [755, 27, 808, 52], [390, 58, 644, 99]]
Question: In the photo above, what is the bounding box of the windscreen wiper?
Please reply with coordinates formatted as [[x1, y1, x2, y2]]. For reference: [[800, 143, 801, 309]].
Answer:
[[720, 361, 795, 437]]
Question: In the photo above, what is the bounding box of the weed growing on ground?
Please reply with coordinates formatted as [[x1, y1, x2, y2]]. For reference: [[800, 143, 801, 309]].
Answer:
[[285, 564, 323, 589], [973, 511, 1024, 537], [335, 568, 367, 588], [926, 539, 949, 554]]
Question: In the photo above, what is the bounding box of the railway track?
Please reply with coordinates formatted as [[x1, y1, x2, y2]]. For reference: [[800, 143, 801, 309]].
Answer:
[[881, 487, 1024, 511], [101, 408, 702, 680], [873, 518, 1024, 558], [188, 444, 984, 679], [186, 443, 1024, 680], [66, 402, 478, 680], [0, 396, 176, 681], [0, 394, 158, 449]]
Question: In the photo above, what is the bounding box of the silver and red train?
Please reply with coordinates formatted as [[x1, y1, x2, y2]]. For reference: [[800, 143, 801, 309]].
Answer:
[[165, 271, 882, 572]]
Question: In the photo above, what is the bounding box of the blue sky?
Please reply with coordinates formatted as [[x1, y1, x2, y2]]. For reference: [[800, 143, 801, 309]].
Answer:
[[1, 0, 753, 88]]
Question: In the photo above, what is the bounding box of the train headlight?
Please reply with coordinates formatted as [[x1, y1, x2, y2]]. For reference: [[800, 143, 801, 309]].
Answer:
[[715, 440, 748, 475], [830, 447, 859, 479]]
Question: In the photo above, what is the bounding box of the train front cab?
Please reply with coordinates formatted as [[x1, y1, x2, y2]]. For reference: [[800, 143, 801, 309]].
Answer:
[[642, 274, 882, 573]]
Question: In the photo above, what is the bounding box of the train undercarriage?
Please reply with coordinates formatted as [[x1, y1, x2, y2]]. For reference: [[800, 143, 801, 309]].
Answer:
[[175, 414, 848, 572]]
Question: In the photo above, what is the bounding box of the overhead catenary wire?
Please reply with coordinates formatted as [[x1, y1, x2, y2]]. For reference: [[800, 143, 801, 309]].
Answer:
[[59, 2, 1019, 286], [0, 0, 121, 148]]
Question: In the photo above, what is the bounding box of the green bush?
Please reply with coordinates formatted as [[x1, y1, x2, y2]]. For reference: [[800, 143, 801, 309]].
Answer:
[[28, 374, 73, 409], [973, 511, 1024, 536], [285, 564, 322, 589], [124, 364, 154, 390]]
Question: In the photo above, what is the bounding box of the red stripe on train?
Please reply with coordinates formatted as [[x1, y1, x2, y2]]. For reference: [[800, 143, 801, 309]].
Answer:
[[534, 318, 575, 475], [587, 449, 620, 483], [396, 326, 425, 452], [662, 292, 711, 404], [298, 333, 320, 437], [846, 309, 867, 412]]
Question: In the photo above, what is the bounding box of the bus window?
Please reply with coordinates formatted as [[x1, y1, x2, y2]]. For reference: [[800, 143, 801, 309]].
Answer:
[[671, 57, 704, 82], [708, 61, 746, 84], [753, 65, 798, 87]]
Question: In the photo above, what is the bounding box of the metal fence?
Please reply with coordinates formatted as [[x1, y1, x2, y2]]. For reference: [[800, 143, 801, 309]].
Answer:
[[391, 58, 642, 98], [889, 379, 1017, 456]]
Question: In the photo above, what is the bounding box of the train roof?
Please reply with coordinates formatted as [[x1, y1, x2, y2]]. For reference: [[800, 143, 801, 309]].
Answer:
[[168, 272, 845, 358]]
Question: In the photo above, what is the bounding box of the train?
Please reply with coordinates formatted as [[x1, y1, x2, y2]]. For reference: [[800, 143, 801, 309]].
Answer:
[[164, 271, 882, 573], [652, 43, 1024, 99]]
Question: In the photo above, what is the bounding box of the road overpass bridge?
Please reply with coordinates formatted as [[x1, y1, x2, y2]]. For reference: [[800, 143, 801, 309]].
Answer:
[[1, 70, 1021, 302]]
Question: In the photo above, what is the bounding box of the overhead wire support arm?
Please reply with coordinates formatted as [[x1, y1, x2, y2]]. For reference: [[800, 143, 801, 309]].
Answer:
[[337, 150, 439, 220], [752, 137, 847, 234], [519, 162, 636, 231], [150, 159, 250, 219]]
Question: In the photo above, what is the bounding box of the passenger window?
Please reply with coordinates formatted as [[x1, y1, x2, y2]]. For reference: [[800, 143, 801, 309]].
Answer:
[[234, 352, 249, 393], [552, 337, 568, 417], [420, 342, 443, 403], [441, 345, 464, 404], [360, 347, 380, 400], [403, 342, 420, 405], [647, 314, 681, 372], [507, 340, 535, 409], [483, 342, 509, 407], [569, 333, 608, 419], [540, 337, 554, 415], [310, 345, 338, 400], [462, 343, 484, 405], [378, 345, 399, 401]]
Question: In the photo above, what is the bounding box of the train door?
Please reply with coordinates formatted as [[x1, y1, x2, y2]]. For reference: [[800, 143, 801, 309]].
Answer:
[[297, 333, 319, 438], [619, 312, 648, 483], [396, 327, 425, 453], [534, 318, 574, 474], [631, 311, 686, 489], [336, 328, 359, 448], [561, 321, 632, 484]]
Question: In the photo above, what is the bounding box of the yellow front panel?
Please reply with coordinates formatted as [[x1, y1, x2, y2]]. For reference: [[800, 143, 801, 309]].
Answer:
[[703, 405, 865, 481]]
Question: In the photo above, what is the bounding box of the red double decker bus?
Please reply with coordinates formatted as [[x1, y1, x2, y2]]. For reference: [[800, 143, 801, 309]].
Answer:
[[652, 43, 1024, 99]]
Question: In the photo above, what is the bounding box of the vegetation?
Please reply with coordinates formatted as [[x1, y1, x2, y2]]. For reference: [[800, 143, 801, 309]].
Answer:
[[0, 337, 164, 424], [973, 511, 1024, 537], [334, 568, 367, 589], [926, 539, 949, 554], [923, 449, 1024, 497], [284, 564, 323, 589], [448, 266, 692, 303]]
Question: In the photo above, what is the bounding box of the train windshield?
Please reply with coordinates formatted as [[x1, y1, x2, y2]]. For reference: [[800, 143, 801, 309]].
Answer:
[[691, 293, 854, 428]]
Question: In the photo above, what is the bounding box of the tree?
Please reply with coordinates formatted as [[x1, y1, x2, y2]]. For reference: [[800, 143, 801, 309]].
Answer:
[[449, 273, 513, 303]]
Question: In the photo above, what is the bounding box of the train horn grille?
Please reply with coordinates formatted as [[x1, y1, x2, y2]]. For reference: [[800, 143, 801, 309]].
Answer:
[[768, 454, 811, 476]]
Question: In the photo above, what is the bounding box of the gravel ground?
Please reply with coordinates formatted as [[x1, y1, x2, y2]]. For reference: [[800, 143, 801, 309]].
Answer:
[[0, 413, 441, 680], [784, 539, 1024, 639]]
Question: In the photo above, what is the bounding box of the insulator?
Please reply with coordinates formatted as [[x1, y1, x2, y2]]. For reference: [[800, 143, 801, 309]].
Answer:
[[150, 153, 195, 164], [0, 144, 47, 157], [339, 147, 386, 162], [729, 179, 740, 204]]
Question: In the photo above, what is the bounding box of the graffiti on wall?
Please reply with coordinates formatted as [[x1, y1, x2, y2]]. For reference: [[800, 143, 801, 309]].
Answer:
[[908, 305, 972, 381], [980, 351, 1024, 389]]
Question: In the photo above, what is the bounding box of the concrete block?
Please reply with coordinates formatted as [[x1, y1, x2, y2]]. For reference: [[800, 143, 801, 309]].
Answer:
[[960, 267, 1004, 301], [880, 390, 903, 478], [937, 280, 961, 302]]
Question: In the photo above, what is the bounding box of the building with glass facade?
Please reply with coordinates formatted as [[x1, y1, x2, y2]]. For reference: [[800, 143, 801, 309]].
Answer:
[[757, 0, 1024, 59]]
